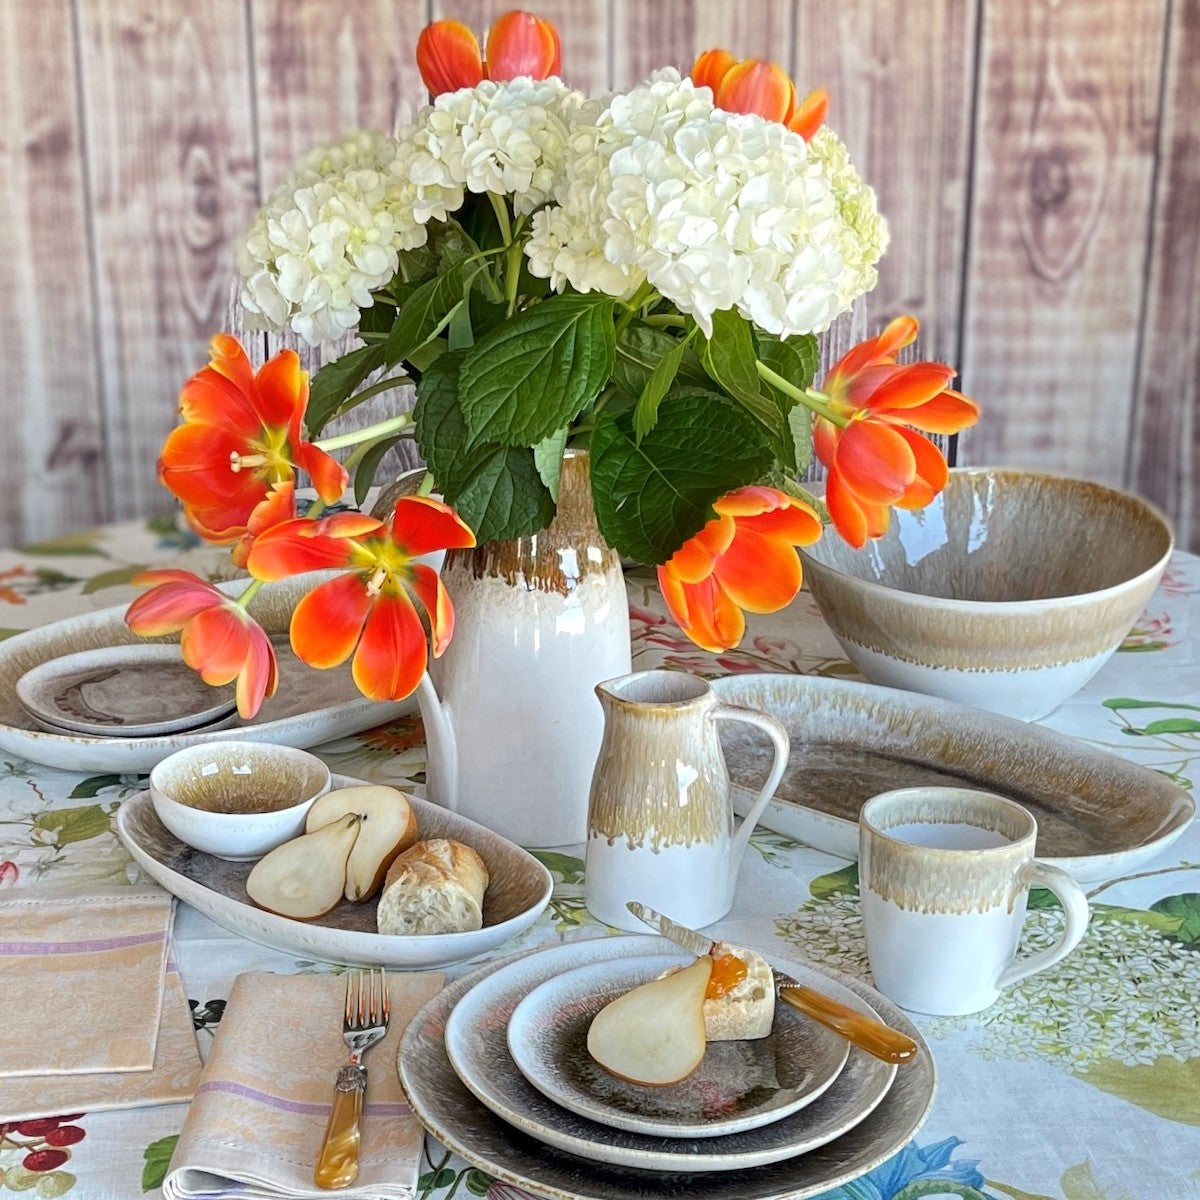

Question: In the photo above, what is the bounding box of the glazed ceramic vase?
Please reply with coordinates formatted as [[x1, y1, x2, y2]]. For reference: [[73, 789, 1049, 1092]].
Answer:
[[416, 449, 631, 848]]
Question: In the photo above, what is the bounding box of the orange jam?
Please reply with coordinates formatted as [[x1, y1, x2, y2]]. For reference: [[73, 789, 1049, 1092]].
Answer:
[[705, 951, 748, 999]]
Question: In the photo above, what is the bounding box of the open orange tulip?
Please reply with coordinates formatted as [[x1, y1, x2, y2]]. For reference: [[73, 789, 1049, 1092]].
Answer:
[[813, 316, 980, 548], [125, 569, 279, 718], [691, 50, 828, 141], [246, 497, 476, 702], [158, 335, 347, 545], [657, 487, 822, 652], [417, 10, 561, 97]]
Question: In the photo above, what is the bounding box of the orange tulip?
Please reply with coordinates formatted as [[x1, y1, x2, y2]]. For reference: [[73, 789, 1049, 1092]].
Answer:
[[691, 50, 827, 140], [158, 335, 347, 545], [246, 497, 476, 702], [658, 487, 822, 653], [125, 569, 279, 718], [813, 315, 980, 548], [417, 10, 561, 97]]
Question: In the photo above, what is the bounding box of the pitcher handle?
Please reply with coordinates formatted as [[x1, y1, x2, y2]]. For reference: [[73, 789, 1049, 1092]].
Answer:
[[995, 861, 1090, 990], [713, 704, 790, 872]]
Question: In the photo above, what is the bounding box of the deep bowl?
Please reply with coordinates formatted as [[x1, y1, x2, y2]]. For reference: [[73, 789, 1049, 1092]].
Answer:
[[798, 468, 1173, 720], [149, 740, 332, 860]]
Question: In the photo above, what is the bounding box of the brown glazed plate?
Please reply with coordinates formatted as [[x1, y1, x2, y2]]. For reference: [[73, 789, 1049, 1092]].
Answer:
[[712, 673, 1194, 882]]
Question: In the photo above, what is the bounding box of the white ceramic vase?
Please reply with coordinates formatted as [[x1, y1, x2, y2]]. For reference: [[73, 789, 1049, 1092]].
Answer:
[[416, 450, 631, 848]]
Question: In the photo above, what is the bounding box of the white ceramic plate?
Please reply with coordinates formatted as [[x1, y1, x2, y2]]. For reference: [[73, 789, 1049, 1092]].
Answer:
[[713, 673, 1194, 882], [0, 574, 414, 773], [404, 935, 933, 1189], [17, 645, 237, 737], [506, 955, 849, 1139], [115, 776, 553, 969]]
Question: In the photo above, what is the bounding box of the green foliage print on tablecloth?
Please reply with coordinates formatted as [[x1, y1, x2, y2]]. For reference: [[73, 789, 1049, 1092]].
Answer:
[[141, 1135, 178, 1192], [1102, 698, 1200, 791], [776, 865, 1200, 1125]]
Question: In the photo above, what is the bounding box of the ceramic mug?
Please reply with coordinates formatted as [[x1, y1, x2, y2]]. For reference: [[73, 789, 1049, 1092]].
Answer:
[[858, 786, 1090, 1016], [584, 669, 789, 932]]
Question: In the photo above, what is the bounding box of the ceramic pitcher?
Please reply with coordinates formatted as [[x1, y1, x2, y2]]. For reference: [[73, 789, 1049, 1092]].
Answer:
[[585, 670, 790, 931]]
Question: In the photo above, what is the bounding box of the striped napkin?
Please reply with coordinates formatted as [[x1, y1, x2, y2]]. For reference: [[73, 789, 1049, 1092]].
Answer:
[[163, 971, 444, 1200]]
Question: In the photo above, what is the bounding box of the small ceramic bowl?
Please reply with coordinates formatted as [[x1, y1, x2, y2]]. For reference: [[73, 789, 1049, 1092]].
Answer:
[[798, 468, 1173, 721], [149, 741, 332, 861]]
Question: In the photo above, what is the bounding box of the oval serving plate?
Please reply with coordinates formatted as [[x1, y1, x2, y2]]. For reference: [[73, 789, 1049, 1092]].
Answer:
[[713, 673, 1194, 882], [408, 935, 931, 1186], [506, 955, 848, 1138], [115, 776, 553, 969]]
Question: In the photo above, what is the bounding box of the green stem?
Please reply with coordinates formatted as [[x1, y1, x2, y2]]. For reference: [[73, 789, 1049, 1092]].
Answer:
[[754, 361, 849, 428], [338, 373, 412, 409], [416, 471, 436, 497], [642, 313, 687, 328], [615, 282, 657, 336], [234, 578, 265, 611], [487, 192, 513, 245], [504, 240, 523, 316], [315, 413, 412, 452]]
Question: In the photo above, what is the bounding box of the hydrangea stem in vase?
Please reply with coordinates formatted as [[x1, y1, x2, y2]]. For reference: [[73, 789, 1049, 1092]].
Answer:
[[416, 449, 629, 847]]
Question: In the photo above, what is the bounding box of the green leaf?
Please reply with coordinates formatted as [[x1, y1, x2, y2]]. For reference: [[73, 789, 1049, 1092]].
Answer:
[[756, 332, 820, 474], [81, 565, 148, 594], [464, 1169, 495, 1195], [1027, 887, 1061, 909], [533, 428, 569, 503], [352, 436, 406, 506], [385, 262, 479, 365], [458, 294, 616, 448], [589, 388, 774, 563], [1149, 893, 1200, 946], [699, 309, 789, 447], [809, 863, 859, 899], [69, 774, 133, 799], [142, 1135, 179, 1191], [307, 342, 387, 436], [1102, 697, 1200, 712], [1142, 718, 1200, 734], [633, 331, 693, 439], [18, 533, 106, 557], [32, 804, 113, 845], [613, 323, 706, 401], [532, 850, 586, 884], [1076, 1055, 1200, 1126]]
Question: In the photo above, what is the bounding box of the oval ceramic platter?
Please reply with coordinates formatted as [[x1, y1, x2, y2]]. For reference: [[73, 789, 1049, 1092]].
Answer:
[[0, 573, 414, 773], [712, 673, 1194, 882], [115, 776, 553, 969], [505, 955, 849, 1139], [402, 935, 934, 1193]]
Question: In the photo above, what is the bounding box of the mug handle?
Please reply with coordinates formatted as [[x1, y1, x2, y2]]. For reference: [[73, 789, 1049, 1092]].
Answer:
[[996, 860, 1090, 990], [713, 705, 790, 864]]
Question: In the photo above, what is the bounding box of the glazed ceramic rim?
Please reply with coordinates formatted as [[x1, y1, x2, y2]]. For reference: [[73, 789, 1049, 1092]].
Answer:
[[799, 467, 1174, 613]]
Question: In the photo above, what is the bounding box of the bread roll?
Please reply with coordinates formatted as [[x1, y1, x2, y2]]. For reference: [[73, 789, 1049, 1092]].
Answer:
[[376, 838, 489, 935], [660, 942, 775, 1040]]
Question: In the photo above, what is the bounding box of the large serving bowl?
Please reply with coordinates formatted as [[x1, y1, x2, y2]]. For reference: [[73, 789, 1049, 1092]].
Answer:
[[798, 468, 1173, 720]]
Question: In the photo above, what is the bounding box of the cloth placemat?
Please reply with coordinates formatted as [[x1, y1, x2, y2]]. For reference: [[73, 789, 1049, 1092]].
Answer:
[[2, 961, 203, 1121], [0, 885, 174, 1076], [163, 970, 444, 1200]]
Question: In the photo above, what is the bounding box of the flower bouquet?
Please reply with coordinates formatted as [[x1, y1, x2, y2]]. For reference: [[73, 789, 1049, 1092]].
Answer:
[[127, 11, 978, 797]]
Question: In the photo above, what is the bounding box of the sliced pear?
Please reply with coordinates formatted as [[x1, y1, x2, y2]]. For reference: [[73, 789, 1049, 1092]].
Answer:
[[246, 813, 360, 920], [586, 956, 713, 1086], [305, 785, 420, 902]]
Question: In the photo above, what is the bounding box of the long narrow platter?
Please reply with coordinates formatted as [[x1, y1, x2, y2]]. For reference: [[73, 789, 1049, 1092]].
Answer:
[[0, 573, 412, 773], [713, 673, 1194, 882]]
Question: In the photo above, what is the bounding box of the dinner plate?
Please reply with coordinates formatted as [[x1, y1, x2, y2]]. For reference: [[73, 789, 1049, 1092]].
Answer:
[[403, 935, 934, 1191], [506, 955, 849, 1138], [115, 776, 553, 969], [713, 673, 1194, 882], [0, 573, 415, 773], [436, 936, 906, 1173], [17, 645, 237, 737]]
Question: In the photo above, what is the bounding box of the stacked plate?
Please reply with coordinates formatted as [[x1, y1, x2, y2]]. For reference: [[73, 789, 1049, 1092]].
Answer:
[[399, 934, 936, 1200]]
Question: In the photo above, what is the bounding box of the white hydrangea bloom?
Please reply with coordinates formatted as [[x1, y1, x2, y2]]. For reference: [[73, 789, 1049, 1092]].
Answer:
[[525, 68, 884, 338]]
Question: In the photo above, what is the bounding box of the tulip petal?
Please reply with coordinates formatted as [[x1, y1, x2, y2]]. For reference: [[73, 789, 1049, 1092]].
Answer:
[[485, 11, 560, 82], [658, 567, 745, 653], [125, 575, 223, 636], [290, 573, 372, 669], [417, 20, 484, 95], [736, 500, 823, 545], [293, 443, 349, 505], [713, 526, 803, 614], [691, 48, 736, 93], [408, 562, 455, 657], [159, 423, 264, 510], [389, 496, 477, 556], [716, 59, 796, 124], [235, 624, 279, 717], [247, 516, 375, 580], [180, 605, 250, 688], [254, 348, 306, 430], [865, 362, 958, 413], [892, 387, 981, 435], [788, 88, 829, 141], [896, 427, 950, 506], [177, 370, 260, 434], [664, 514, 734, 585], [233, 481, 297, 568], [828, 314, 918, 383], [837, 419, 918, 505], [353, 588, 428, 701], [824, 469, 871, 549]]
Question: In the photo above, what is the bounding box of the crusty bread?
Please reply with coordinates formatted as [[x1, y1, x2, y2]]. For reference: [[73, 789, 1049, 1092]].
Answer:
[[376, 838, 489, 935], [661, 942, 776, 1041]]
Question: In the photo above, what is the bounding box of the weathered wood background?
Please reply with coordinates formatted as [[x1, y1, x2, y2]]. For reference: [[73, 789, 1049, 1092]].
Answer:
[[2, 0, 1197, 552]]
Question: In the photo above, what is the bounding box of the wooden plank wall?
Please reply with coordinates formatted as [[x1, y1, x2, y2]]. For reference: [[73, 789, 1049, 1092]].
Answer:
[[1, 0, 1196, 553]]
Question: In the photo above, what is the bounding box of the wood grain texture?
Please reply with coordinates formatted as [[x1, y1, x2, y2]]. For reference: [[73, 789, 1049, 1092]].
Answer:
[[959, 0, 1165, 482], [0, 0, 107, 543], [1130, 0, 1200, 553], [75, 0, 259, 522]]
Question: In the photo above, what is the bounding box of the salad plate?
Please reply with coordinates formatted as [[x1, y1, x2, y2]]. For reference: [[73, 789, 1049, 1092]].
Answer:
[[432, 935, 911, 1174], [506, 954, 849, 1139]]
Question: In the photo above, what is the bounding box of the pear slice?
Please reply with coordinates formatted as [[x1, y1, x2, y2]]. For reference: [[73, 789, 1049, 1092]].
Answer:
[[305, 785, 420, 901], [586, 956, 713, 1086], [246, 813, 360, 920]]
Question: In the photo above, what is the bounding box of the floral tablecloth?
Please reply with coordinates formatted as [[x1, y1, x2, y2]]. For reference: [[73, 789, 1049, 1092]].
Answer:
[[1, 515, 1198, 1200]]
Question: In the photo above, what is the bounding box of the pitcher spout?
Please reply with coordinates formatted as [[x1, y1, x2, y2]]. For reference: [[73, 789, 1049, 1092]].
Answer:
[[415, 672, 458, 812]]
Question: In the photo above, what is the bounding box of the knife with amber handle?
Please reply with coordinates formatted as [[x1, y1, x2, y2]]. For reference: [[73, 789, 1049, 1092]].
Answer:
[[626, 902, 919, 1066]]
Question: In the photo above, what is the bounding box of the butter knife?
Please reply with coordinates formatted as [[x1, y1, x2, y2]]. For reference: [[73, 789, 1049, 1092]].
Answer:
[[626, 901, 918, 1066]]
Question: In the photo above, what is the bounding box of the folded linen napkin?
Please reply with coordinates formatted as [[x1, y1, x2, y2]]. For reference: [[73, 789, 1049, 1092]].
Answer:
[[163, 970, 444, 1200], [0, 885, 175, 1076], [2, 960, 202, 1121]]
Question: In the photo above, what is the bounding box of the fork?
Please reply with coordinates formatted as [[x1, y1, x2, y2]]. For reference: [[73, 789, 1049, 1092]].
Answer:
[[315, 968, 390, 1190]]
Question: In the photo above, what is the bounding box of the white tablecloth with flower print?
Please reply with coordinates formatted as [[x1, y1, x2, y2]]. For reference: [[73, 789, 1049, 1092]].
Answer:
[[1, 514, 1197, 1200]]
